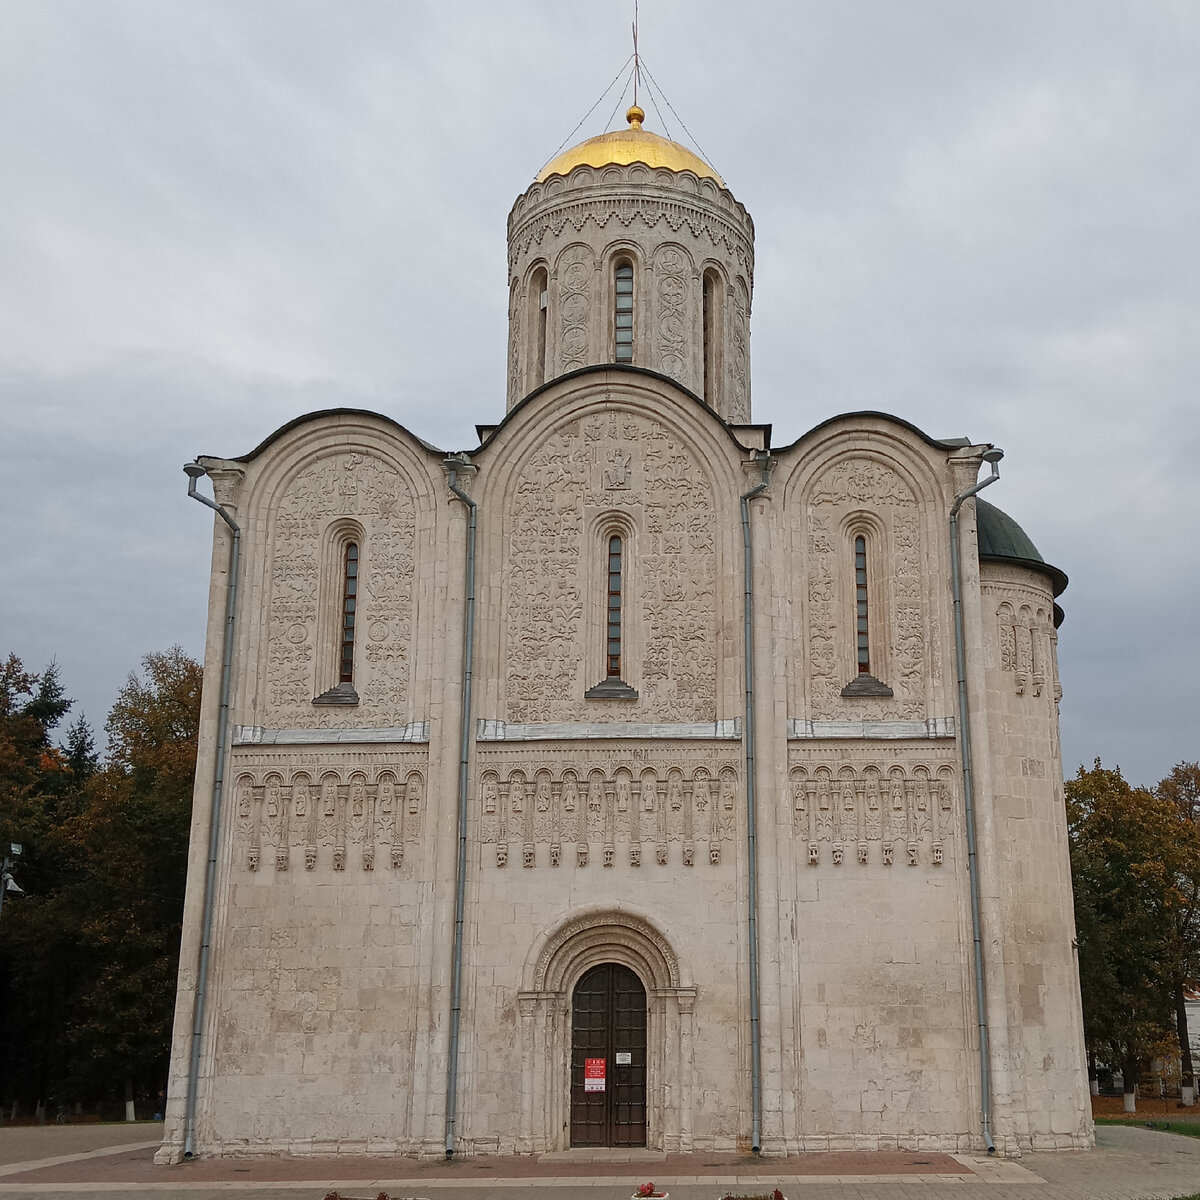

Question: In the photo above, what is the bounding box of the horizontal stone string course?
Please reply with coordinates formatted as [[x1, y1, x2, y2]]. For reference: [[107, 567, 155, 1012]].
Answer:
[[787, 717, 955, 740], [476, 718, 741, 741], [232, 722, 430, 745]]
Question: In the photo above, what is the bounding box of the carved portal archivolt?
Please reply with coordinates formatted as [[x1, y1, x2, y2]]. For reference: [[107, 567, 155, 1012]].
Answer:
[[516, 909, 697, 1153]]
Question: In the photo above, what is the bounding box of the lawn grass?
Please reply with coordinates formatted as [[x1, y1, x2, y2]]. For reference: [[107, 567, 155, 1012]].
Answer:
[[1096, 1116, 1200, 1140]]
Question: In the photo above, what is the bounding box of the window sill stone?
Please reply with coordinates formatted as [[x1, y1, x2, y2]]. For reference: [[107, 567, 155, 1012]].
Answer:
[[840, 674, 894, 698], [312, 682, 360, 706], [584, 677, 639, 700]]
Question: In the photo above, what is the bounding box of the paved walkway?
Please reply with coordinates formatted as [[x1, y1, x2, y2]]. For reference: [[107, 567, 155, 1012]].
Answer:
[[0, 1123, 1198, 1199]]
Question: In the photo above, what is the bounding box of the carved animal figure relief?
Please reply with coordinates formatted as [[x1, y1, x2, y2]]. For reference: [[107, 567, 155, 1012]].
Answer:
[[803, 456, 925, 720], [504, 411, 718, 724], [266, 449, 417, 727]]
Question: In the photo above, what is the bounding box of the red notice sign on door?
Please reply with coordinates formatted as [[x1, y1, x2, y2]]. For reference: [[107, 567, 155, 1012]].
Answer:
[[584, 1057, 606, 1092]]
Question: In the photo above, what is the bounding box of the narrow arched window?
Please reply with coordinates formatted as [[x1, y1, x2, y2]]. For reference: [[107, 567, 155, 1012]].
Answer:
[[606, 535, 623, 677], [702, 269, 722, 406], [531, 267, 548, 388], [339, 542, 359, 683], [614, 262, 634, 363], [854, 535, 870, 675]]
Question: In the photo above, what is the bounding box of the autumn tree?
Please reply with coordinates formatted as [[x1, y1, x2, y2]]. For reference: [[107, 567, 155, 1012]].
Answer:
[[1157, 762, 1200, 1098], [0, 649, 200, 1118], [1068, 760, 1200, 1111]]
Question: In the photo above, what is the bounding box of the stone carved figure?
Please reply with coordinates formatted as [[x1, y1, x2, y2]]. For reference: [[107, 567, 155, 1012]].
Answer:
[[504, 410, 718, 723], [804, 457, 923, 719], [266, 450, 416, 727]]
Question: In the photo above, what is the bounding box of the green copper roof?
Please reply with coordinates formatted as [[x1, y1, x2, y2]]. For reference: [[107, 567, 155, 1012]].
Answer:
[[975, 497, 1068, 599]]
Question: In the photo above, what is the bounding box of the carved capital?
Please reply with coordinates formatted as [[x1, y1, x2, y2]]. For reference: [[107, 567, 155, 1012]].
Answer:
[[198, 458, 245, 511]]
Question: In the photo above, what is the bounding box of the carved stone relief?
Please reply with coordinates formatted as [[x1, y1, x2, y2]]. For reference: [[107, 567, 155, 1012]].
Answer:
[[802, 457, 925, 721], [230, 759, 425, 875], [477, 749, 739, 869], [654, 246, 691, 385], [508, 278, 522, 402], [505, 409, 719, 723], [266, 449, 417, 728], [789, 759, 956, 868], [727, 278, 750, 423], [996, 597, 1053, 698], [556, 245, 592, 373]]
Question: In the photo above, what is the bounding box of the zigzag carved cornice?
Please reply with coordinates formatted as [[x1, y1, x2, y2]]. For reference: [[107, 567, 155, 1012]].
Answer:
[[508, 197, 755, 283]]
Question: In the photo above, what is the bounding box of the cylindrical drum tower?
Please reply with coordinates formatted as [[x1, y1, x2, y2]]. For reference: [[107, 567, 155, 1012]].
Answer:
[[506, 106, 756, 423]]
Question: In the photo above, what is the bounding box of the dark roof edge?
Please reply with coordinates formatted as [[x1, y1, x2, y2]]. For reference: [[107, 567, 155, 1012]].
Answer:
[[231, 408, 447, 463], [771, 410, 970, 455], [979, 552, 1069, 599], [475, 363, 771, 455]]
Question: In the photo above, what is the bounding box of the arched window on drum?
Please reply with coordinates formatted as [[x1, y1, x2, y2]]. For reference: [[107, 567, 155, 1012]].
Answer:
[[613, 261, 635, 364]]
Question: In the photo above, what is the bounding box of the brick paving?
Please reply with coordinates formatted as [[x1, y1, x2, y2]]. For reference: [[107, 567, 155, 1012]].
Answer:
[[0, 1123, 1199, 1200]]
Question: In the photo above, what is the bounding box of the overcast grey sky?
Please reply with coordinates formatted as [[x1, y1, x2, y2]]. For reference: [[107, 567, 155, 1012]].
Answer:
[[1, 1, 1196, 787]]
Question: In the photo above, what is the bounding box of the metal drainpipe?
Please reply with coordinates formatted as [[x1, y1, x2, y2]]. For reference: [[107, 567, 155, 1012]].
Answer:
[[949, 447, 1003, 1156], [443, 456, 477, 1158], [741, 451, 771, 1154], [181, 462, 242, 1159]]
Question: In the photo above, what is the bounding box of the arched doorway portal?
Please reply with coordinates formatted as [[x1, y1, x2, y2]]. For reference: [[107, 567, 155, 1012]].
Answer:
[[570, 963, 647, 1147], [516, 907, 696, 1153]]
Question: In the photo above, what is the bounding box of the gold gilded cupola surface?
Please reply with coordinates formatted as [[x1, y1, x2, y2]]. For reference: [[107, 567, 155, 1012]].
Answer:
[[537, 105, 724, 185]]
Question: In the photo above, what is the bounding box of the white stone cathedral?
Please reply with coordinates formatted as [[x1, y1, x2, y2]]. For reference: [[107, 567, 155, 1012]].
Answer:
[[158, 106, 1093, 1162]]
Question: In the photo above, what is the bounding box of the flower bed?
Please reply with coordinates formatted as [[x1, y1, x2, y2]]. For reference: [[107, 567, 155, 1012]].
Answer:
[[716, 1191, 787, 1200]]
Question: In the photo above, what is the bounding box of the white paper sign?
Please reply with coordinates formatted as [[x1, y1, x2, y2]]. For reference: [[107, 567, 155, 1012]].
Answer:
[[615, 1052, 632, 1065]]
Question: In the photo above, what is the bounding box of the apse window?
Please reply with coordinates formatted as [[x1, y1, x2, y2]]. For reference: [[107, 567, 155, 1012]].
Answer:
[[614, 262, 634, 363]]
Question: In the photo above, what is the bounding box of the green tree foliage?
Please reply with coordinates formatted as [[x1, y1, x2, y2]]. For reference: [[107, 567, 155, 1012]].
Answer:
[[1068, 760, 1200, 1108], [0, 649, 200, 1116], [0, 655, 71, 842], [1157, 762, 1200, 1091]]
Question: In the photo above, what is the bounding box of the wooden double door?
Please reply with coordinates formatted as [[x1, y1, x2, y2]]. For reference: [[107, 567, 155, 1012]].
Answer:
[[570, 963, 647, 1146]]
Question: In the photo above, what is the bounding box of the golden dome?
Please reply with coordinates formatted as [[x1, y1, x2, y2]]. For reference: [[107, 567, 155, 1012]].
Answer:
[[536, 105, 723, 186]]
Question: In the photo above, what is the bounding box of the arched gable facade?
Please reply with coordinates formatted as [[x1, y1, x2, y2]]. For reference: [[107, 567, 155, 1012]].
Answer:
[[225, 415, 442, 732], [473, 371, 748, 727]]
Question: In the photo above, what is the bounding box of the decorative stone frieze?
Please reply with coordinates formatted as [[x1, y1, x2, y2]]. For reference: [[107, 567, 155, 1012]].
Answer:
[[477, 748, 739, 870]]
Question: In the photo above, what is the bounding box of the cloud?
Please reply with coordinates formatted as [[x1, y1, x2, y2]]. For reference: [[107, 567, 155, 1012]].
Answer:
[[1, 0, 1196, 784]]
